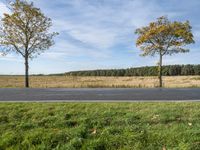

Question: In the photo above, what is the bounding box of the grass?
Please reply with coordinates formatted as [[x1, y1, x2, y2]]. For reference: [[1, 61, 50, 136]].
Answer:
[[0, 102, 200, 149], [0, 75, 200, 88]]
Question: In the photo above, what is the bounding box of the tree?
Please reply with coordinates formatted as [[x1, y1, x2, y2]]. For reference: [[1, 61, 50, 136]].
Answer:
[[0, 0, 57, 88], [135, 16, 194, 87]]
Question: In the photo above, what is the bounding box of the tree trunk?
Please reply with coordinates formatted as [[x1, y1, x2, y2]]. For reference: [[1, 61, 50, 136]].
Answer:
[[158, 53, 163, 88], [25, 57, 29, 88]]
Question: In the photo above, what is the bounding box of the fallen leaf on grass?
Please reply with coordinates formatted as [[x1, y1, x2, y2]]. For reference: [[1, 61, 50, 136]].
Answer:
[[163, 146, 167, 150], [91, 128, 97, 135], [151, 114, 159, 120]]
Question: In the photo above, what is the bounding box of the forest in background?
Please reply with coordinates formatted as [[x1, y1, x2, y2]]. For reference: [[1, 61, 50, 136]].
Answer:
[[64, 64, 200, 76]]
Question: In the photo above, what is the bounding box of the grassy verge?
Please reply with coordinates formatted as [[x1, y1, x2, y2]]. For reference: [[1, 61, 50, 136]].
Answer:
[[0, 103, 200, 150]]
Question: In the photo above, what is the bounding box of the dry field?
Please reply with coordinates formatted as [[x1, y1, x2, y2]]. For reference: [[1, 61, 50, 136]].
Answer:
[[0, 75, 199, 88]]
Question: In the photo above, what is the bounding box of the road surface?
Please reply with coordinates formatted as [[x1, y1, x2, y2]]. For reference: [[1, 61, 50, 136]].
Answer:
[[0, 88, 200, 102]]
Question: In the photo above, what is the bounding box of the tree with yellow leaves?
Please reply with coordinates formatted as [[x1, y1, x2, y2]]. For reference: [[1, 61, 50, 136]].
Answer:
[[135, 16, 195, 87], [0, 0, 58, 88]]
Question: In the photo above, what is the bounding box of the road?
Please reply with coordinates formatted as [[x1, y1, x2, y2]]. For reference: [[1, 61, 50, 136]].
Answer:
[[0, 88, 200, 102]]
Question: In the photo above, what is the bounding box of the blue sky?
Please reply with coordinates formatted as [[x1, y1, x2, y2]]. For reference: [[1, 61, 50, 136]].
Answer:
[[0, 0, 200, 74]]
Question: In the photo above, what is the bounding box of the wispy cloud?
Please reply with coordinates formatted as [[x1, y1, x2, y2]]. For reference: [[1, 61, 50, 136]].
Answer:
[[55, 20, 117, 49], [0, 53, 23, 62], [0, 1, 9, 17], [37, 0, 184, 61]]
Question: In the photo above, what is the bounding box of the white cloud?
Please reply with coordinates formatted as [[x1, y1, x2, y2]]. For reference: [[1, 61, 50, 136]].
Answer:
[[48, 0, 185, 59], [41, 39, 112, 60], [53, 20, 117, 49], [46, 0, 179, 61], [0, 53, 23, 62], [194, 30, 200, 41], [0, 2, 9, 17]]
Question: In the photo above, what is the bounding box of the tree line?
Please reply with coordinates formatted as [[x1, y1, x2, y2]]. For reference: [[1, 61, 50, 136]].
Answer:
[[66, 64, 200, 76]]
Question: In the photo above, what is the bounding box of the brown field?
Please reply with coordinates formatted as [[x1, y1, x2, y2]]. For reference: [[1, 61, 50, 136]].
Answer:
[[0, 75, 200, 88]]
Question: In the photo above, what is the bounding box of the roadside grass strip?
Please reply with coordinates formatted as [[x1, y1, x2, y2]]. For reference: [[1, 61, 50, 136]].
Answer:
[[0, 102, 200, 150]]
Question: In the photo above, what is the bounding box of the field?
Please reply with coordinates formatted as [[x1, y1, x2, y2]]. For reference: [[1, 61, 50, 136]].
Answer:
[[0, 103, 200, 150], [0, 75, 200, 88]]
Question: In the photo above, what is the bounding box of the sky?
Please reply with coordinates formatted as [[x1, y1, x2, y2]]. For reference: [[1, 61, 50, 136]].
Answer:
[[0, 0, 200, 74]]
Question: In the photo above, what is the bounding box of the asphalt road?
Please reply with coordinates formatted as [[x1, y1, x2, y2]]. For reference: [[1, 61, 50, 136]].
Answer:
[[0, 88, 200, 102]]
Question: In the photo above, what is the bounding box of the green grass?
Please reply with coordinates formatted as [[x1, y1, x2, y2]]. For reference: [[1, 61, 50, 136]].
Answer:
[[0, 103, 200, 150]]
